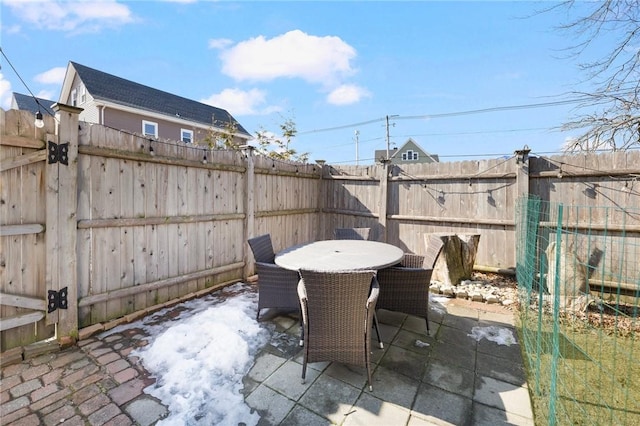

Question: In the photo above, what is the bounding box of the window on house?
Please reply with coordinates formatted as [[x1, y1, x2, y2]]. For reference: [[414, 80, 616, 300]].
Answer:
[[181, 129, 193, 144], [71, 89, 77, 107], [402, 150, 419, 161], [80, 84, 86, 104], [143, 120, 158, 138]]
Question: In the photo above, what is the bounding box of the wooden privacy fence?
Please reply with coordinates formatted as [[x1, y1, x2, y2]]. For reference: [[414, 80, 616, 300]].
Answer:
[[323, 150, 640, 272], [2, 105, 639, 354]]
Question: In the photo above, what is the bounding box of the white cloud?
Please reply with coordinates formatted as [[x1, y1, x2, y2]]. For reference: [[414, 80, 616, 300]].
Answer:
[[3, 23, 21, 34], [326, 84, 371, 106], [35, 67, 66, 85], [208, 38, 234, 50], [5, 0, 134, 32], [220, 30, 357, 86], [0, 73, 13, 110], [36, 90, 57, 102], [201, 88, 280, 116]]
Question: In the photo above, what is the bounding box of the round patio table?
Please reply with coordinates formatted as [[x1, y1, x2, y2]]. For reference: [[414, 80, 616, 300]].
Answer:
[[275, 240, 404, 272]]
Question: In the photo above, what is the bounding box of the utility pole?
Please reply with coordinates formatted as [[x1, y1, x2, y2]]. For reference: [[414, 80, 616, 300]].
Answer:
[[354, 130, 359, 166], [385, 115, 398, 160]]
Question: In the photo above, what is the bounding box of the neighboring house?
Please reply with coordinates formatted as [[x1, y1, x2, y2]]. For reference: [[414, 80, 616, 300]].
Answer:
[[374, 138, 439, 165], [11, 93, 56, 117], [58, 61, 251, 145]]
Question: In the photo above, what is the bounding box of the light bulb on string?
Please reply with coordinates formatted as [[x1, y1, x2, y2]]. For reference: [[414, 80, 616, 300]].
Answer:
[[34, 111, 44, 128]]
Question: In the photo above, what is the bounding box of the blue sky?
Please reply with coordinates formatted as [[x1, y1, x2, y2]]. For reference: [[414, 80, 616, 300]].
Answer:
[[0, 1, 611, 164]]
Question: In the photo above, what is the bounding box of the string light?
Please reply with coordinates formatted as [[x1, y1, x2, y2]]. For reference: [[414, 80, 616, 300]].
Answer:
[[149, 139, 155, 156], [34, 111, 45, 128], [202, 150, 208, 164]]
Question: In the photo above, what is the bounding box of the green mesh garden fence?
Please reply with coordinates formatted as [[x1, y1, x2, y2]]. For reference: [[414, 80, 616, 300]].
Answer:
[[515, 196, 639, 425]]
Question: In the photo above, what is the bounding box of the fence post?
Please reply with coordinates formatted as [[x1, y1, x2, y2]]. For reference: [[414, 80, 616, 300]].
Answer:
[[243, 146, 255, 279], [549, 202, 564, 426], [378, 160, 391, 242], [46, 103, 82, 342], [514, 145, 531, 200], [316, 160, 326, 241]]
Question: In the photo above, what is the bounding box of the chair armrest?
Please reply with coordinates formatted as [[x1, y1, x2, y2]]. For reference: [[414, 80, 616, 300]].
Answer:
[[367, 277, 380, 308], [297, 278, 307, 302]]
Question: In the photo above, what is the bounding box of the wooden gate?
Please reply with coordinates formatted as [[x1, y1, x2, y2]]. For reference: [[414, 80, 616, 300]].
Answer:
[[1, 106, 80, 353]]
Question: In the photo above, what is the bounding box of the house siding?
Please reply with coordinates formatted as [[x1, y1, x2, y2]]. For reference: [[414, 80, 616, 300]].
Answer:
[[104, 108, 198, 142], [63, 74, 101, 124]]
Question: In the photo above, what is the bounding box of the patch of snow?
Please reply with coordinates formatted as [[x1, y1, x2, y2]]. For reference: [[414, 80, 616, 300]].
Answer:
[[100, 283, 270, 426], [468, 325, 517, 346]]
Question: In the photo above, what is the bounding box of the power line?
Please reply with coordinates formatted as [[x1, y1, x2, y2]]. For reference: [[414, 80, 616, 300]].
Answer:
[[298, 117, 386, 135], [297, 95, 599, 136], [396, 98, 589, 121]]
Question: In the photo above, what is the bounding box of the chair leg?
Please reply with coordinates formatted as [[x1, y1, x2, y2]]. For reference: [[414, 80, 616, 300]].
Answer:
[[299, 311, 304, 347], [373, 312, 383, 349], [301, 352, 308, 384], [425, 310, 430, 335]]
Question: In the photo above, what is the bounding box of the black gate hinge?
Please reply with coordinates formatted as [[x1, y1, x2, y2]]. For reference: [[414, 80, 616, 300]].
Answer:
[[48, 141, 69, 165], [48, 287, 68, 313]]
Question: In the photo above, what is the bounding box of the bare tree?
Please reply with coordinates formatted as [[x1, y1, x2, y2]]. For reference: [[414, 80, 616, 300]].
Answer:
[[200, 113, 243, 150], [554, 0, 640, 152], [254, 115, 309, 162]]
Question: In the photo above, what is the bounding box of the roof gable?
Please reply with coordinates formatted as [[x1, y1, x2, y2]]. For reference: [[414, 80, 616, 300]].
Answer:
[[66, 61, 250, 136], [374, 138, 439, 163], [12, 93, 56, 116]]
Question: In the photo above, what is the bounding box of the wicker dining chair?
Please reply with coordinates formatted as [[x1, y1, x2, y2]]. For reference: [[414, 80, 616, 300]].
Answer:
[[334, 227, 371, 240], [248, 234, 301, 321], [298, 269, 379, 391], [376, 266, 435, 334], [377, 235, 444, 334]]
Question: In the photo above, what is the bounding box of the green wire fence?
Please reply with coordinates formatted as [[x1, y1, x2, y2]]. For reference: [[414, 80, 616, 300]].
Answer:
[[515, 196, 639, 425]]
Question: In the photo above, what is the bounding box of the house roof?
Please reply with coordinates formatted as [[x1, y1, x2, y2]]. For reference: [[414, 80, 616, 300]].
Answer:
[[12, 93, 56, 117], [65, 61, 251, 137], [374, 138, 440, 163]]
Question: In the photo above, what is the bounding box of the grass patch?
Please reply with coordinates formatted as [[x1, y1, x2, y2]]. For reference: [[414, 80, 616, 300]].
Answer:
[[518, 306, 639, 425]]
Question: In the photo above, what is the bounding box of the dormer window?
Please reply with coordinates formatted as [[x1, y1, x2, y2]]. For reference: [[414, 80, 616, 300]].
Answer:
[[80, 84, 86, 104], [402, 150, 418, 161], [71, 89, 77, 106], [143, 120, 158, 138]]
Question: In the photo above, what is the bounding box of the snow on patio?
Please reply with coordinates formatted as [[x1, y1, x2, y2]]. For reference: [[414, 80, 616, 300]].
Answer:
[[99, 282, 515, 425], [101, 283, 272, 425]]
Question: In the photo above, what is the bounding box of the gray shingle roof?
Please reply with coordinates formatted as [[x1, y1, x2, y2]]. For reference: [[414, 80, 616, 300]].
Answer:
[[12, 92, 56, 117], [70, 61, 251, 136]]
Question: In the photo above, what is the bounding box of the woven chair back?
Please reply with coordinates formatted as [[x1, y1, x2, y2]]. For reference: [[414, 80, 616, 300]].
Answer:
[[248, 234, 276, 264], [376, 266, 433, 317], [299, 269, 375, 365], [334, 227, 371, 240], [424, 234, 445, 269], [400, 253, 425, 268]]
